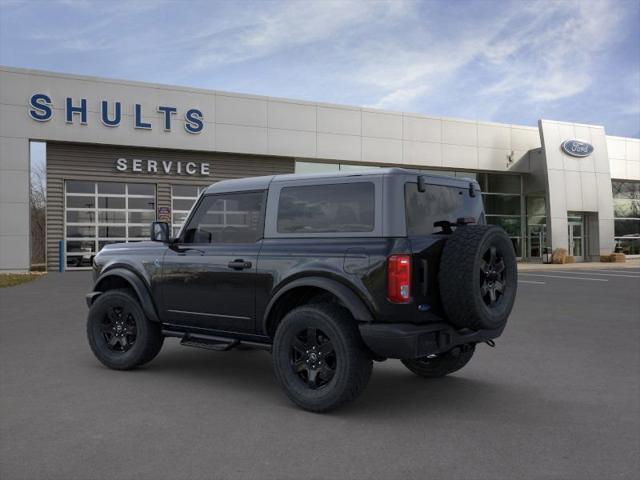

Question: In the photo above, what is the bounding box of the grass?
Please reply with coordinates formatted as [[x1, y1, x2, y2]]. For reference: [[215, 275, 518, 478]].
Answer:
[[0, 273, 45, 288]]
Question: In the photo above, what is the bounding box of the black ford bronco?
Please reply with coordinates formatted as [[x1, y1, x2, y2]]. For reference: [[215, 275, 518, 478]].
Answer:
[[86, 168, 517, 412]]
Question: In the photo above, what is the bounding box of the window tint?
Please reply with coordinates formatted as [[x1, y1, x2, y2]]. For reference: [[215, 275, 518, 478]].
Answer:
[[405, 183, 472, 236], [277, 183, 375, 234], [182, 192, 264, 244]]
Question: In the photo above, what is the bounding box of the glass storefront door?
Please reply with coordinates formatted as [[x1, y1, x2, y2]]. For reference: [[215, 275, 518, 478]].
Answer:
[[528, 224, 546, 258], [567, 213, 584, 261]]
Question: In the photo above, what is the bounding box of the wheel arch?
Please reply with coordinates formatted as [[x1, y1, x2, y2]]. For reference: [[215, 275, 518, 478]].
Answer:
[[262, 276, 373, 337], [91, 268, 160, 323]]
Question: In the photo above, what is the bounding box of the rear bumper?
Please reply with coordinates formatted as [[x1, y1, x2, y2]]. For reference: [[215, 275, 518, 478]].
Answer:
[[359, 322, 505, 359]]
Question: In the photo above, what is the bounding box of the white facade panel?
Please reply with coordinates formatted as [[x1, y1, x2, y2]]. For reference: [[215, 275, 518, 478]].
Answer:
[[402, 116, 441, 143], [268, 128, 316, 157], [268, 101, 316, 132], [362, 137, 402, 164], [317, 107, 361, 136], [317, 133, 361, 161], [478, 123, 511, 149], [215, 124, 267, 154], [402, 141, 442, 167], [511, 127, 541, 151], [0, 201, 29, 236], [606, 137, 627, 159], [362, 111, 402, 139], [442, 144, 478, 169], [478, 147, 510, 171], [580, 172, 599, 212], [215, 94, 267, 127], [609, 159, 627, 179], [443, 120, 477, 147]]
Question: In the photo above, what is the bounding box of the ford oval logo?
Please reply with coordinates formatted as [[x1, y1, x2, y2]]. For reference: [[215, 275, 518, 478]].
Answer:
[[561, 139, 594, 157]]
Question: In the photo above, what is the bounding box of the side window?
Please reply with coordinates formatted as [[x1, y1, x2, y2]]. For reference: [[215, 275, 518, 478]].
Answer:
[[182, 191, 264, 244], [277, 182, 375, 233]]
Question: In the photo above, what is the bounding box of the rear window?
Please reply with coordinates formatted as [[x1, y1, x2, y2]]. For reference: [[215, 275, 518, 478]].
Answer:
[[405, 182, 475, 236], [277, 182, 375, 233]]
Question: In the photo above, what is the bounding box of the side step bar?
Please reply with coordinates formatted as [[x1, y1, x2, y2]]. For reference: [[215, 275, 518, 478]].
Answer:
[[162, 329, 272, 352]]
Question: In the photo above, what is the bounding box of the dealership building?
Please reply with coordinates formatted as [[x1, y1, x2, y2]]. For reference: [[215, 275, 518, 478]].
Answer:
[[0, 66, 639, 272]]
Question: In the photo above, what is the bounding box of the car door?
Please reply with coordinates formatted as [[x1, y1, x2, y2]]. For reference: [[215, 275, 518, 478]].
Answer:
[[160, 190, 266, 333]]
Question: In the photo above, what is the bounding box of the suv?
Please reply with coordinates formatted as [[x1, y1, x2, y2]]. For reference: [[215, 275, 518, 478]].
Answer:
[[86, 168, 517, 412]]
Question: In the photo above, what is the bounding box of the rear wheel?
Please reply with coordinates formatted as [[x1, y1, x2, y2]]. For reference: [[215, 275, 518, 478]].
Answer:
[[439, 225, 517, 330], [272, 303, 372, 412], [402, 345, 475, 378], [87, 289, 163, 370]]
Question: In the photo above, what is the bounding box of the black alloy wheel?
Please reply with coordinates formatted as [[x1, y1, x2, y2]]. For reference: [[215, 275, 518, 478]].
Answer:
[[479, 245, 506, 307], [291, 327, 337, 389], [100, 304, 137, 352], [87, 289, 164, 370]]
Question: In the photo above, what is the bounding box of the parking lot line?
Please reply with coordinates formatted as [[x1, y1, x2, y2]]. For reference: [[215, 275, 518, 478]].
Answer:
[[544, 271, 640, 278], [519, 273, 608, 282], [519, 280, 546, 284]]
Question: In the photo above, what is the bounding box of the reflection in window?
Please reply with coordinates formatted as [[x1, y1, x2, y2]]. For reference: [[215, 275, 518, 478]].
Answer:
[[612, 180, 640, 255], [277, 183, 375, 234], [182, 192, 264, 244]]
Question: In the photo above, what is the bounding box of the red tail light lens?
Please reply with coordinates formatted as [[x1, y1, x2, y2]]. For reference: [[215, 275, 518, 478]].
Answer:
[[387, 255, 411, 303]]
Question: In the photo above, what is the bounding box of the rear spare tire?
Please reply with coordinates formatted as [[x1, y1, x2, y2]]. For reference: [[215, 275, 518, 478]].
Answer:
[[439, 225, 517, 330]]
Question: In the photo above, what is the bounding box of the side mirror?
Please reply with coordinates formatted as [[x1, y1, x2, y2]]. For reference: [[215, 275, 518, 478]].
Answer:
[[150, 221, 170, 243]]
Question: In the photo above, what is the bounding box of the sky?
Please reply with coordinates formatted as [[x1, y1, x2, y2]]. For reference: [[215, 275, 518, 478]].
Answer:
[[1, 0, 639, 137]]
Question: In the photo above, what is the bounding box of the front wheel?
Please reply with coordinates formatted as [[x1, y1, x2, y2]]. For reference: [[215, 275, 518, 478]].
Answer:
[[87, 289, 164, 370], [401, 344, 475, 378], [272, 303, 373, 412]]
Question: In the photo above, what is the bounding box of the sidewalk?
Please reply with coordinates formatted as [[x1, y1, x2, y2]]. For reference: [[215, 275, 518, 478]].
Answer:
[[518, 258, 640, 271]]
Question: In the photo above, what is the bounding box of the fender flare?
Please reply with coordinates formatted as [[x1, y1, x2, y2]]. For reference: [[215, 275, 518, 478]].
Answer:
[[92, 268, 160, 323], [262, 276, 374, 334]]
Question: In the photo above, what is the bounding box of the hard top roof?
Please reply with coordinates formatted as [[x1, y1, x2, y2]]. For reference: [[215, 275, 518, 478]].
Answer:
[[203, 167, 477, 194]]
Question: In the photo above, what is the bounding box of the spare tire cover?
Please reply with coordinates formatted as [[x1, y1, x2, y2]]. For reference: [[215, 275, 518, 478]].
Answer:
[[438, 225, 517, 330]]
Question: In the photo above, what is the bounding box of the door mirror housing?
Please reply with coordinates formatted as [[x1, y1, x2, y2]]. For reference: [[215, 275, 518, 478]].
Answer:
[[150, 221, 170, 243]]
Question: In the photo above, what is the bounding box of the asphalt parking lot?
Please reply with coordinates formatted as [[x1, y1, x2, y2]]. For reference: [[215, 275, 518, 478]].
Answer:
[[1, 267, 639, 480]]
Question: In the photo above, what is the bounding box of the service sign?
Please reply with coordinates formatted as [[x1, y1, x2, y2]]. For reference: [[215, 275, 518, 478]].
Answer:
[[561, 139, 594, 157]]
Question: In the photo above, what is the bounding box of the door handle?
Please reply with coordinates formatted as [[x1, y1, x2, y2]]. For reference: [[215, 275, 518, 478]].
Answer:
[[228, 259, 252, 270]]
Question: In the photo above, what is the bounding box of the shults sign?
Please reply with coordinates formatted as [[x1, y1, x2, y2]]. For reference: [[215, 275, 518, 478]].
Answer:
[[28, 93, 204, 134]]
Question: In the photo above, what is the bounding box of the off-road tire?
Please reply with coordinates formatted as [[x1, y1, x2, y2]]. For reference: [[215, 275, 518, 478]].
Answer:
[[439, 225, 517, 330], [401, 345, 475, 378], [87, 289, 164, 370], [272, 303, 373, 412]]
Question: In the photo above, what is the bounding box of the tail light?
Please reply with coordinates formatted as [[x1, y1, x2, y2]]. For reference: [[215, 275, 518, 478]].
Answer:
[[387, 255, 411, 303]]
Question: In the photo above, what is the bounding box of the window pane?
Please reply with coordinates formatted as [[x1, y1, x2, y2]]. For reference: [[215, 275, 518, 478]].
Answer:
[[277, 183, 374, 234], [173, 212, 188, 225], [98, 226, 126, 238], [483, 194, 521, 215], [172, 185, 199, 197], [98, 211, 126, 223], [295, 162, 340, 174], [128, 198, 155, 210], [613, 199, 640, 219], [614, 219, 640, 237], [66, 240, 95, 253], [183, 192, 264, 244], [405, 183, 470, 236], [67, 225, 95, 238], [67, 196, 95, 208], [615, 237, 640, 255], [128, 226, 150, 238], [527, 196, 546, 216], [66, 210, 95, 223], [128, 211, 155, 223], [455, 171, 477, 180], [487, 216, 521, 236], [479, 173, 521, 194], [612, 180, 640, 200], [67, 255, 93, 268], [98, 240, 121, 251], [66, 181, 94, 194], [98, 182, 125, 195], [128, 183, 155, 196], [173, 199, 196, 210], [98, 197, 125, 209]]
